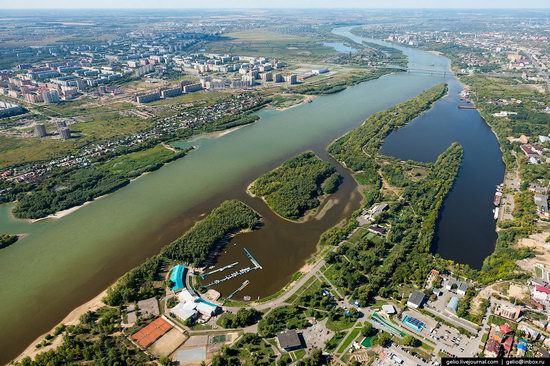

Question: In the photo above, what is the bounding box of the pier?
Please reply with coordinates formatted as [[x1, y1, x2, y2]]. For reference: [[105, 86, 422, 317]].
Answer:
[[244, 247, 262, 269], [227, 280, 250, 300], [200, 262, 239, 279], [203, 248, 262, 288]]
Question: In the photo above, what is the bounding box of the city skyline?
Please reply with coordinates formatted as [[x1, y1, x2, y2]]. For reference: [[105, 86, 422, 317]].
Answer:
[[1, 0, 550, 9]]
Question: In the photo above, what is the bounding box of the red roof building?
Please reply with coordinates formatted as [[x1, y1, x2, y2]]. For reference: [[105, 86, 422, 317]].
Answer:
[[500, 324, 514, 335]]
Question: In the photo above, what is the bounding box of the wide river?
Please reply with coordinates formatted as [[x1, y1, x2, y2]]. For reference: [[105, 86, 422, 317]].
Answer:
[[0, 27, 502, 362]]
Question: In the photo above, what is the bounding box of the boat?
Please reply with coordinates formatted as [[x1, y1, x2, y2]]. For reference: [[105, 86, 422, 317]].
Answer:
[[493, 207, 499, 220]]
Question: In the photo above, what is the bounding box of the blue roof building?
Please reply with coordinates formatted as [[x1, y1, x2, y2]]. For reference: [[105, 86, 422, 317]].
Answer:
[[170, 264, 186, 291]]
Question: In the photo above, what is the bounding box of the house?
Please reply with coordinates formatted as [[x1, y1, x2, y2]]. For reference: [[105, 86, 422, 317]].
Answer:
[[170, 289, 220, 323], [485, 338, 502, 357], [500, 324, 514, 335], [277, 329, 304, 352], [368, 225, 387, 236], [532, 285, 550, 302], [407, 291, 426, 309], [457, 282, 469, 296]]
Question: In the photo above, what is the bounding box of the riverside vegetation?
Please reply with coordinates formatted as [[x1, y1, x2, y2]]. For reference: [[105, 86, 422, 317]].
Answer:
[[249, 152, 342, 220], [12, 144, 188, 219], [0, 234, 18, 249], [104, 199, 261, 306]]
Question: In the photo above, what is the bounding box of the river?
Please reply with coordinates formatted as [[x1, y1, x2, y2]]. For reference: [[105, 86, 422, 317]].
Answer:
[[0, 26, 501, 363]]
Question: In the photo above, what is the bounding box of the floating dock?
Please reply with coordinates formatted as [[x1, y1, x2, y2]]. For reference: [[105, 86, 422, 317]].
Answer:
[[203, 248, 262, 288], [201, 262, 239, 279], [244, 247, 262, 269]]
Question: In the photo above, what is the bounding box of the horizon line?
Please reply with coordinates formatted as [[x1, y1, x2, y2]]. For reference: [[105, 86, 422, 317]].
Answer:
[[1, 7, 550, 10]]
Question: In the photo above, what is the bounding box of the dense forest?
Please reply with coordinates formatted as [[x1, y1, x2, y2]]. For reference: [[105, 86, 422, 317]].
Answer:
[[249, 152, 342, 220], [105, 200, 261, 306], [162, 199, 262, 264], [13, 168, 130, 219]]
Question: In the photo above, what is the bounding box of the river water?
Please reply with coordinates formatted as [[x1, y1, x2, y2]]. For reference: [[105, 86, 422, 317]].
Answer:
[[0, 27, 501, 362]]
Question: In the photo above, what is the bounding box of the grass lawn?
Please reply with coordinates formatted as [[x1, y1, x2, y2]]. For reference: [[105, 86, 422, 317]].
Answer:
[[290, 349, 306, 361], [286, 277, 320, 305], [100, 145, 176, 175], [327, 317, 356, 332], [337, 327, 362, 354], [326, 332, 346, 352]]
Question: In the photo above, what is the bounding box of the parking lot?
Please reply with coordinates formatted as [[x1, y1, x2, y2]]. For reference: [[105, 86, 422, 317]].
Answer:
[[404, 309, 479, 358]]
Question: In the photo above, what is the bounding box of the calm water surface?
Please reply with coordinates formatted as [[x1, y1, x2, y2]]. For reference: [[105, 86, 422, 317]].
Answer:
[[0, 26, 501, 362]]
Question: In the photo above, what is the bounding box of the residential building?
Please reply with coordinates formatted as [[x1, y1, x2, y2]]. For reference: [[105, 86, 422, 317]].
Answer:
[[34, 124, 47, 137]]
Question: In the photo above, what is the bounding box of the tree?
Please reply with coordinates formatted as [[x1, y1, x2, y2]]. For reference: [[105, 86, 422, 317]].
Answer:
[[361, 323, 377, 337], [277, 354, 292, 366], [403, 335, 420, 347], [375, 332, 392, 347]]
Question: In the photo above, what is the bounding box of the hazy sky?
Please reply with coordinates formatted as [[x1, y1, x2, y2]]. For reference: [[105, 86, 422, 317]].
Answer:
[[1, 0, 549, 9]]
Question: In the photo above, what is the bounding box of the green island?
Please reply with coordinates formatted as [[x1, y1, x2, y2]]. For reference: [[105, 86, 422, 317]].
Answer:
[[105, 199, 261, 306], [248, 151, 342, 221], [0, 234, 18, 249]]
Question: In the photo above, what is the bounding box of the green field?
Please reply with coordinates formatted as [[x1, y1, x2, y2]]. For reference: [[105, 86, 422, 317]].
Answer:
[[0, 135, 79, 169], [100, 145, 177, 176], [202, 29, 336, 62]]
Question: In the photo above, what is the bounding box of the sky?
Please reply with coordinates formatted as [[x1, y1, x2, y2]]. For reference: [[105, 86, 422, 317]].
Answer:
[[0, 0, 549, 9]]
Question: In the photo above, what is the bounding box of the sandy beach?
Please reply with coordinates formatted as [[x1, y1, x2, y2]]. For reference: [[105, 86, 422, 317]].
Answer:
[[28, 194, 109, 223], [273, 95, 317, 111], [14, 289, 108, 362]]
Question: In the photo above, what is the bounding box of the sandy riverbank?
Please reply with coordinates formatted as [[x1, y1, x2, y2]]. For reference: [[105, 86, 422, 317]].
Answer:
[[29, 194, 109, 223], [14, 289, 108, 363], [273, 95, 317, 111]]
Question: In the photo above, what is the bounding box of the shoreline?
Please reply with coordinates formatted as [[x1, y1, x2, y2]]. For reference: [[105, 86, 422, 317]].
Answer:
[[272, 95, 317, 112], [14, 289, 108, 363], [28, 193, 109, 223]]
